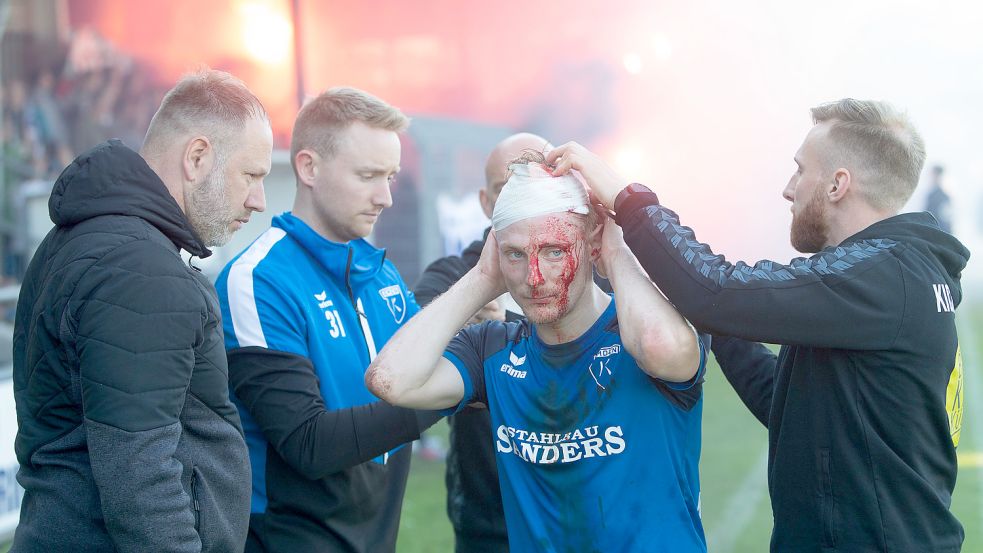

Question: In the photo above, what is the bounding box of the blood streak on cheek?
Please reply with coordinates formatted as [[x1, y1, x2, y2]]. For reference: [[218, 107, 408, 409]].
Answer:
[[539, 216, 581, 315], [555, 247, 579, 314]]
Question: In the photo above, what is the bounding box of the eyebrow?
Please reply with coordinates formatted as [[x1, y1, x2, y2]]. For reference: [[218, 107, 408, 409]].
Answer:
[[356, 165, 400, 174]]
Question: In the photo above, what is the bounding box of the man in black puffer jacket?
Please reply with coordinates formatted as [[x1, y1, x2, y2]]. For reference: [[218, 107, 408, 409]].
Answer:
[[11, 69, 273, 553]]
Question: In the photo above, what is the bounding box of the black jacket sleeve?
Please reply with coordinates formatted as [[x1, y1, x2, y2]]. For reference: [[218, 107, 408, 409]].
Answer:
[[710, 335, 777, 427], [617, 193, 906, 350], [228, 346, 441, 481], [413, 254, 472, 307]]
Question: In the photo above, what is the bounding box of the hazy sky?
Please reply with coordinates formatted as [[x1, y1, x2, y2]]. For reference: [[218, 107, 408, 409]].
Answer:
[[70, 0, 983, 286], [589, 0, 982, 286]]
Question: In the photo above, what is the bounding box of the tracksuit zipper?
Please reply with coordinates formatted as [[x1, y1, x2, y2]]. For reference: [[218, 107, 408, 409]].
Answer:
[[345, 247, 374, 359]]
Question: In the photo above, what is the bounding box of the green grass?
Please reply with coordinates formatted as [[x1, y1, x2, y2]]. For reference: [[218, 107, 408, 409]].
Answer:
[[2, 305, 980, 552], [951, 306, 983, 551]]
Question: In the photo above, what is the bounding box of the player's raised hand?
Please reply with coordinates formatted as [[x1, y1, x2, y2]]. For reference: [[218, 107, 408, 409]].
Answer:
[[595, 211, 631, 279], [472, 230, 508, 300], [546, 141, 628, 210]]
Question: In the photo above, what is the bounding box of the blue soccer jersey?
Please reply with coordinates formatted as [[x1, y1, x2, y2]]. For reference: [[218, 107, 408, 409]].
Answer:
[[444, 297, 707, 552]]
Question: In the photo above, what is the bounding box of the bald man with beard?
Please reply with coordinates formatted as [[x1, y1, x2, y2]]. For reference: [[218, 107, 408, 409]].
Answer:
[[413, 133, 549, 553]]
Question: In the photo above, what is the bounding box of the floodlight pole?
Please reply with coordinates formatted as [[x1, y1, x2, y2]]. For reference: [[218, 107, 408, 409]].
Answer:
[[291, 0, 305, 110]]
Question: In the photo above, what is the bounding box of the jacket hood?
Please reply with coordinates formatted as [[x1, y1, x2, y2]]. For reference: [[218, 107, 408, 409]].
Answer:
[[48, 139, 210, 258], [852, 212, 969, 282]]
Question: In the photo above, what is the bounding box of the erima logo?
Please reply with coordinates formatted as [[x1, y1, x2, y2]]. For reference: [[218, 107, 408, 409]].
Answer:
[[500, 350, 527, 379], [934, 283, 955, 313], [314, 290, 332, 310]]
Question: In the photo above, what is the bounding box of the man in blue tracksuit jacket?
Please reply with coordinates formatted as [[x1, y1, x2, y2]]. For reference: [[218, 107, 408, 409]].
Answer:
[[216, 87, 440, 553]]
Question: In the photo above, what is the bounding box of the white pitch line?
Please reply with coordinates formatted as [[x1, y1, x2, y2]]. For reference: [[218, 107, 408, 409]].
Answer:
[[956, 311, 983, 530], [707, 446, 770, 553]]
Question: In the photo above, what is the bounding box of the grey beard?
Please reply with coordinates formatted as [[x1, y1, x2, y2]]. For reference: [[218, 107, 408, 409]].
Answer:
[[185, 170, 233, 247]]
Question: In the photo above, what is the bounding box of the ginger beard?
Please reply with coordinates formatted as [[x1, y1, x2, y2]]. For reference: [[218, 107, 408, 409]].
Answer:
[[789, 179, 830, 254], [498, 213, 591, 326]]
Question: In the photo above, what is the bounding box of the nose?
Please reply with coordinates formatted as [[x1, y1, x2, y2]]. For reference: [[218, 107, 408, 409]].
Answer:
[[374, 181, 393, 209], [782, 178, 795, 204], [526, 256, 545, 287], [246, 180, 267, 213]]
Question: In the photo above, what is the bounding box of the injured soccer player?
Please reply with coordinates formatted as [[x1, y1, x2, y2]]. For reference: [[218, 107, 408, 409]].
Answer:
[[366, 151, 709, 553]]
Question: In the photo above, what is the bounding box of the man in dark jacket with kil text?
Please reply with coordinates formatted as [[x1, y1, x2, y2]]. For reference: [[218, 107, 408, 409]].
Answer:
[[547, 98, 969, 553], [11, 69, 273, 553]]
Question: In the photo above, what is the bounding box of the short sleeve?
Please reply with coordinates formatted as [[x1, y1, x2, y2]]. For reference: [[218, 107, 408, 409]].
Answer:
[[441, 320, 509, 413], [652, 333, 709, 412]]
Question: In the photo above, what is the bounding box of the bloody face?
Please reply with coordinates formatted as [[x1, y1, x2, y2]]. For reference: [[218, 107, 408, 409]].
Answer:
[[496, 212, 594, 325]]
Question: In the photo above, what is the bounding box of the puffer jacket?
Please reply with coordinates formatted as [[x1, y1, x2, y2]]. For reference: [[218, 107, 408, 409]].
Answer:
[[12, 139, 250, 553]]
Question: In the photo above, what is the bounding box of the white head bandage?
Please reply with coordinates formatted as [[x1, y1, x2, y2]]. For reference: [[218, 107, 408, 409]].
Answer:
[[491, 163, 590, 231]]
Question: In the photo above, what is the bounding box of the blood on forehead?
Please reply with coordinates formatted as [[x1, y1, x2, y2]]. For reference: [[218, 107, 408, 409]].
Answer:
[[529, 214, 586, 248]]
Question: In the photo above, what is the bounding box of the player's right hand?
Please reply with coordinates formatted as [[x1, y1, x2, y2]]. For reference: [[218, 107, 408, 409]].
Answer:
[[472, 230, 508, 300]]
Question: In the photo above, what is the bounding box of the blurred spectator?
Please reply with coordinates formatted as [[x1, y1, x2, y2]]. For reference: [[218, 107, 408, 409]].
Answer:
[[0, 29, 168, 286], [1, 80, 34, 283], [23, 69, 73, 175], [924, 164, 953, 234], [1, 29, 166, 181]]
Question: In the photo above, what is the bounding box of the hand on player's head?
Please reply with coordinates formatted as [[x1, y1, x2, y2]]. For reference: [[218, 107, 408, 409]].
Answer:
[[545, 141, 629, 210]]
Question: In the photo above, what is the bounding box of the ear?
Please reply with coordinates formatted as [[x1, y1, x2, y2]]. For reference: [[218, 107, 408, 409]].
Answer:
[[828, 168, 851, 203], [479, 188, 494, 219], [588, 216, 604, 263], [182, 136, 214, 183], [294, 149, 319, 188]]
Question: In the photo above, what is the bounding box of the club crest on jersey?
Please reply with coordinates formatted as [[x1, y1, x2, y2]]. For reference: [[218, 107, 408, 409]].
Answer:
[[378, 285, 406, 324], [589, 344, 620, 390]]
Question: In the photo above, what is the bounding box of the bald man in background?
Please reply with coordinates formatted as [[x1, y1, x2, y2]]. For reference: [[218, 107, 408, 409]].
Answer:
[[414, 133, 550, 552]]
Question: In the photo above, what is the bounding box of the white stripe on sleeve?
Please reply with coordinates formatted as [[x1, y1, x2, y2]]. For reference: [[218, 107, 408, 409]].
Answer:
[[228, 227, 288, 349]]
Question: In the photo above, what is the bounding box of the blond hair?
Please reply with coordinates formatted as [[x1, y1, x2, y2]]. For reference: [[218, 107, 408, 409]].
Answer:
[[811, 99, 925, 211], [142, 68, 268, 157], [290, 87, 409, 178]]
